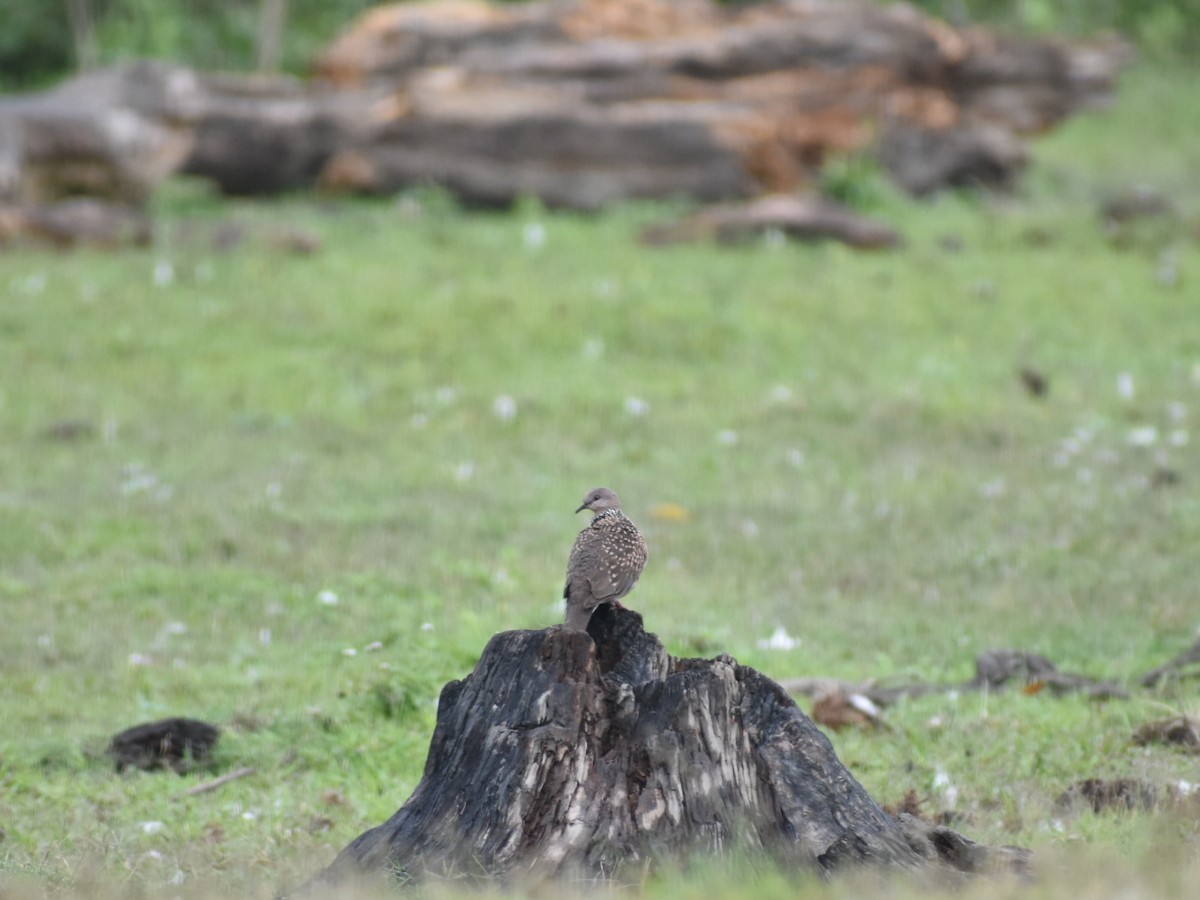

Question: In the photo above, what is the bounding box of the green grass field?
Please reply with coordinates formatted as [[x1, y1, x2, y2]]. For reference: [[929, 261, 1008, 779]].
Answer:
[[2, 64, 1198, 898]]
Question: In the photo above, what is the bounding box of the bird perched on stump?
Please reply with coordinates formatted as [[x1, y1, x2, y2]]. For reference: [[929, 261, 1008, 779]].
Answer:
[[563, 487, 648, 632]]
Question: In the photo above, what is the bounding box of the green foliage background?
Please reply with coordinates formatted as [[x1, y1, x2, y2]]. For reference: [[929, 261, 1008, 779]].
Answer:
[[3, 0, 1200, 90]]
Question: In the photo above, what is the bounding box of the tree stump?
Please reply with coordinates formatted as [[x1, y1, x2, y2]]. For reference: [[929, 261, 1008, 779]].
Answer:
[[308, 606, 1025, 890]]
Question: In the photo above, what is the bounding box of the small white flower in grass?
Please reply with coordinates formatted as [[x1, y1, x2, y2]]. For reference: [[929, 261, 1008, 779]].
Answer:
[[141, 821, 165, 835], [265, 482, 282, 498], [979, 478, 1005, 498], [1167, 402, 1187, 423], [522, 222, 546, 250], [129, 652, 153, 666], [717, 429, 738, 446], [583, 337, 605, 359], [926, 714, 945, 729], [1128, 426, 1158, 447], [342, 647, 357, 657], [421, 622, 434, 632], [20, 273, 47, 295], [365, 641, 383, 652], [435, 386, 458, 405], [624, 396, 648, 417], [121, 464, 158, 495], [153, 260, 174, 287], [1117, 372, 1135, 399], [493, 395, 518, 422], [317, 590, 339, 605], [410, 412, 429, 429], [1157, 248, 1178, 288], [396, 194, 423, 218], [769, 384, 793, 403], [1169, 430, 1188, 447], [762, 227, 786, 248], [169, 868, 185, 886], [37, 634, 52, 648], [786, 448, 805, 467], [933, 768, 958, 809], [847, 693, 882, 720], [757, 627, 799, 651], [741, 519, 759, 538], [455, 461, 474, 482], [242, 810, 258, 821], [259, 629, 271, 646]]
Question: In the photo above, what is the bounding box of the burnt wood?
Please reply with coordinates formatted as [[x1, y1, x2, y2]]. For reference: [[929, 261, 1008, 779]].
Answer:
[[307, 606, 1024, 890]]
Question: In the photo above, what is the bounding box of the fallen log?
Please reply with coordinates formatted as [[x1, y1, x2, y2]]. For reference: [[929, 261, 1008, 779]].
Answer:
[[1140, 635, 1200, 688], [1, 0, 1131, 213], [0, 60, 194, 206], [305, 606, 1025, 891], [305, 0, 1130, 207], [782, 647, 1129, 708], [640, 194, 901, 249]]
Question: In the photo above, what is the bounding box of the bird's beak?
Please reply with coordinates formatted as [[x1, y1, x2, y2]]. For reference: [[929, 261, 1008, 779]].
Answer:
[[575, 502, 588, 513]]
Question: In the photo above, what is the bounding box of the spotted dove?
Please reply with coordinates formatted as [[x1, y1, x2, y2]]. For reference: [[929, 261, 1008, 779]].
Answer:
[[563, 487, 648, 631]]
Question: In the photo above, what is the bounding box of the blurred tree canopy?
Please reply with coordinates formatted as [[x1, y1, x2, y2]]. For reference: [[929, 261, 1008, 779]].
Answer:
[[2, 0, 1197, 91]]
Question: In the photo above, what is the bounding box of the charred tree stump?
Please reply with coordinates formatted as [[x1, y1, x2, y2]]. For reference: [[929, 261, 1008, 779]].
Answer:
[[309, 606, 1024, 890]]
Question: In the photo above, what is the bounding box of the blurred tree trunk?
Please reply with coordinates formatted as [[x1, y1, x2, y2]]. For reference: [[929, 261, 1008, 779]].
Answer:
[[257, 0, 288, 72], [65, 0, 99, 71]]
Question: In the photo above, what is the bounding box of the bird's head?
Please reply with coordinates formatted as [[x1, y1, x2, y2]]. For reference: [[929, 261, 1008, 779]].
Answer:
[[576, 487, 621, 515]]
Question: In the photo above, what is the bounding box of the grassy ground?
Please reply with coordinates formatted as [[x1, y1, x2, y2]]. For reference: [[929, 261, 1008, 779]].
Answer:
[[1, 64, 1199, 898]]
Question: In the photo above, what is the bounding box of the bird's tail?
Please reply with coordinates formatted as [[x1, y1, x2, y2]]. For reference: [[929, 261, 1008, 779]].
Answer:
[[564, 601, 595, 632]]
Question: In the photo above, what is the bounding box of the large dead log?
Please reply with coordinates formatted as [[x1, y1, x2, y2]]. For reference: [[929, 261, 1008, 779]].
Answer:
[[0, 61, 194, 206], [306, 606, 1025, 891], [0, 0, 1130, 212], [306, 0, 1129, 207]]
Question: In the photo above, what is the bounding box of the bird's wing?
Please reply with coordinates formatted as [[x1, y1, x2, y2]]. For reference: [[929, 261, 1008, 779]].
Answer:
[[586, 545, 645, 603]]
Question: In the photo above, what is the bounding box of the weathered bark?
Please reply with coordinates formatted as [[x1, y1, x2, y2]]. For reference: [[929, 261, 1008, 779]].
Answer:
[[320, 102, 754, 209], [178, 72, 384, 195], [307, 606, 1023, 891]]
